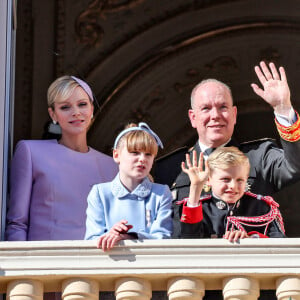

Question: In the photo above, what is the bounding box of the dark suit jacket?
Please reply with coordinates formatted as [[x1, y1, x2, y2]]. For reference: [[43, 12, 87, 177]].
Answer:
[[154, 137, 300, 238]]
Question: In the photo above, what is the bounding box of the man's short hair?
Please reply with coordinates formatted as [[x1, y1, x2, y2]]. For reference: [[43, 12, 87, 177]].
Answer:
[[190, 79, 233, 108]]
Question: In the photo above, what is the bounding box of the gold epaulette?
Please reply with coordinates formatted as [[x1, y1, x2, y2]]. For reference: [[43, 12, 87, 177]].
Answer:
[[275, 111, 300, 142]]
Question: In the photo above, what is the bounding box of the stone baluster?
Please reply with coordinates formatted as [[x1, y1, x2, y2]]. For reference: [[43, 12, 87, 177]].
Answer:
[[167, 277, 205, 300], [7, 279, 43, 300], [115, 277, 152, 300], [223, 276, 259, 300], [62, 278, 99, 300], [276, 276, 300, 300]]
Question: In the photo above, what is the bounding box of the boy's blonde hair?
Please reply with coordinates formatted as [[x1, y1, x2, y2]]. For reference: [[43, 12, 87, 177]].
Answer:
[[207, 146, 250, 175], [115, 123, 158, 156]]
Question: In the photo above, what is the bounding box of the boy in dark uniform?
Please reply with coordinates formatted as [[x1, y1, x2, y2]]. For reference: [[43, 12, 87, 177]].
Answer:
[[178, 146, 285, 241]]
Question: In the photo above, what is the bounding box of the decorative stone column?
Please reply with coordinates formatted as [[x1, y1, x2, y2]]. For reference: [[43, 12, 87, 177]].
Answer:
[[62, 278, 99, 300], [223, 276, 259, 300], [7, 279, 43, 300], [115, 277, 152, 300], [167, 277, 205, 300], [276, 276, 300, 300]]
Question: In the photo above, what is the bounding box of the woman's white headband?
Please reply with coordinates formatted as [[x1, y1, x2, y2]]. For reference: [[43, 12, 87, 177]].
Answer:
[[113, 122, 163, 149], [71, 76, 94, 102]]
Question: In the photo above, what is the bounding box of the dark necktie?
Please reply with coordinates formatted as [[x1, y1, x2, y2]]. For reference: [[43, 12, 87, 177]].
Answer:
[[204, 148, 215, 157]]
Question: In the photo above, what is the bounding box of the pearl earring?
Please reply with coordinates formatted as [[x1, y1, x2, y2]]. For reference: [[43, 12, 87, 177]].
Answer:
[[48, 120, 62, 135]]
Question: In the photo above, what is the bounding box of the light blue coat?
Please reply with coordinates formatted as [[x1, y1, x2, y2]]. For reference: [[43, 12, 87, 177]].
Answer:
[[85, 174, 173, 240]]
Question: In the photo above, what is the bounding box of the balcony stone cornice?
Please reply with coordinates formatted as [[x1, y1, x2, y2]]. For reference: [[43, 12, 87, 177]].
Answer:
[[0, 238, 300, 293]]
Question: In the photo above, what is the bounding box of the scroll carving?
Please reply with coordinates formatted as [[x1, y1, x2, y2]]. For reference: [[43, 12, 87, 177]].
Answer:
[[75, 0, 145, 46], [204, 56, 238, 71], [259, 46, 281, 64]]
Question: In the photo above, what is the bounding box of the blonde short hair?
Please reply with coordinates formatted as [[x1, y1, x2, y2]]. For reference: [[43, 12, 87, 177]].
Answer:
[[115, 123, 158, 156], [47, 75, 92, 109], [207, 146, 250, 175]]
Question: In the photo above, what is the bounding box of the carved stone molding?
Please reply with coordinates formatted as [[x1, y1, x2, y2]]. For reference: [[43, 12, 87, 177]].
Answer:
[[56, 0, 66, 76], [75, 0, 145, 47], [87, 21, 300, 156]]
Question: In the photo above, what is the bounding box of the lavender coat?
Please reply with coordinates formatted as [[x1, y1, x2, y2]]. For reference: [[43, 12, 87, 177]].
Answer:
[[5, 139, 118, 241]]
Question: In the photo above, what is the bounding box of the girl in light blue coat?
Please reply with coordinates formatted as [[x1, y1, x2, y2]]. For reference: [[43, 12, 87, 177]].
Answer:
[[85, 122, 173, 250]]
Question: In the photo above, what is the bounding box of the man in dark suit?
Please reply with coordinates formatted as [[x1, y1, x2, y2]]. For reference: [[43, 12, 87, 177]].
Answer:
[[154, 61, 300, 238]]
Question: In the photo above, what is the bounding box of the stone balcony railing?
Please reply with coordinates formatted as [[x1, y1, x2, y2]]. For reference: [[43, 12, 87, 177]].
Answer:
[[0, 238, 300, 299]]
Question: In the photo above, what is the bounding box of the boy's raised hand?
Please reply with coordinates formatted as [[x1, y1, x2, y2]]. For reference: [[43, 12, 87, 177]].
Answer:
[[181, 150, 209, 186], [181, 151, 209, 206]]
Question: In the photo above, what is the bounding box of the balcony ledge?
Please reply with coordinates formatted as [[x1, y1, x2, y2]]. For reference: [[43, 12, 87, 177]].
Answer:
[[0, 238, 299, 292]]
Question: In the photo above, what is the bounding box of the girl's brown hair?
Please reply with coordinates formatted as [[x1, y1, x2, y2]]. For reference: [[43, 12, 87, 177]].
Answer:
[[115, 123, 158, 156]]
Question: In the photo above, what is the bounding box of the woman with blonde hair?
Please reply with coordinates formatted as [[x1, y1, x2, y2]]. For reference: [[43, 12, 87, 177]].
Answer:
[[6, 75, 118, 241]]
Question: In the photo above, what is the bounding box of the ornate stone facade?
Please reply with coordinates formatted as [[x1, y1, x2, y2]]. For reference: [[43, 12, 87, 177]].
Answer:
[[14, 0, 300, 236]]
